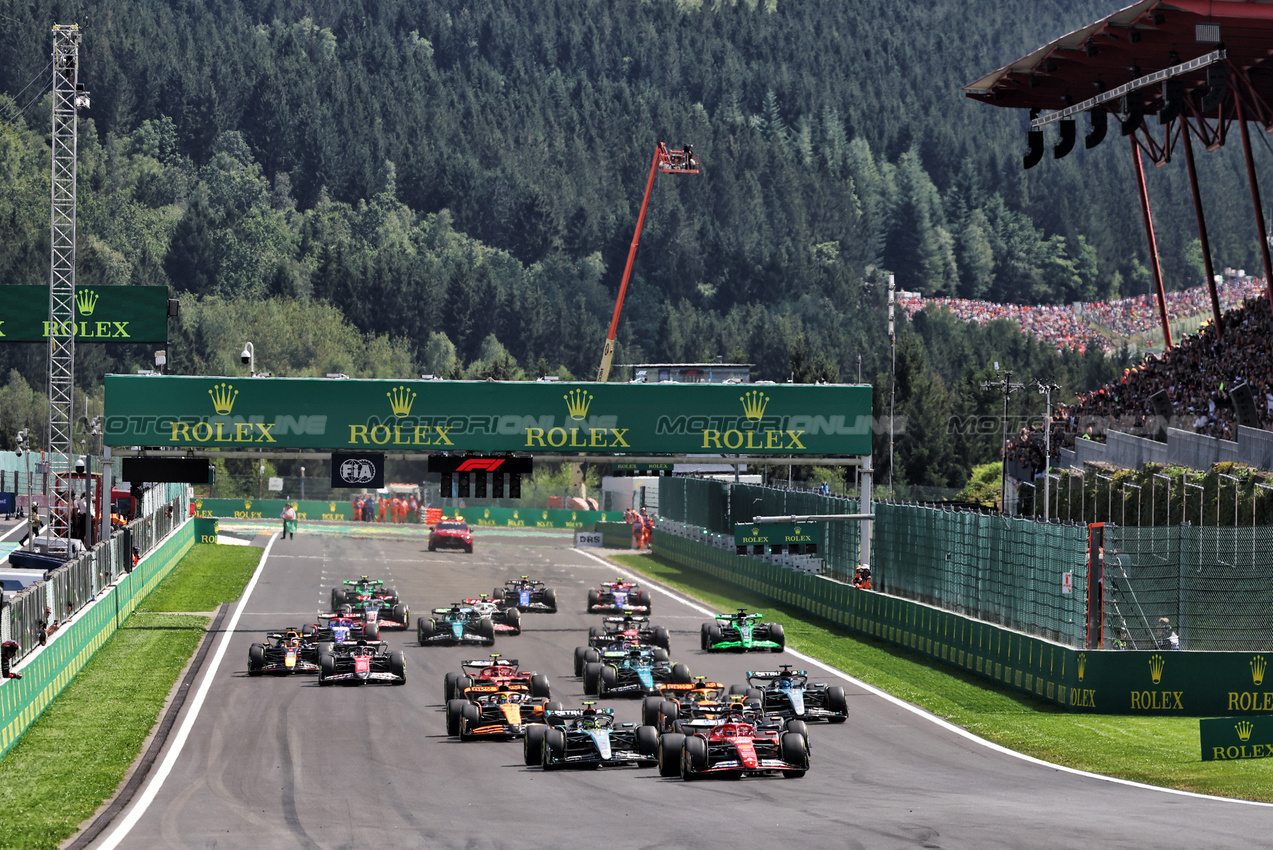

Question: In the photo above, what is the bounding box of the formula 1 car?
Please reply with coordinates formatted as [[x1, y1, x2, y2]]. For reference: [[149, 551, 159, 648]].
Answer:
[[443, 655, 551, 701], [317, 640, 406, 686], [747, 666, 848, 723], [492, 576, 558, 613], [701, 609, 785, 653], [330, 577, 411, 630], [247, 628, 321, 675], [462, 596, 522, 635], [304, 613, 381, 643], [417, 604, 496, 646], [524, 704, 659, 769], [445, 684, 561, 739], [640, 678, 734, 729], [657, 711, 809, 780], [583, 647, 691, 697], [428, 518, 474, 553], [573, 615, 672, 675], [587, 579, 652, 614]]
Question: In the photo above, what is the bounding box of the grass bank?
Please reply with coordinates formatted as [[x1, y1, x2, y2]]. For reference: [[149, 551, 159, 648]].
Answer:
[[0, 544, 262, 849], [612, 552, 1273, 802]]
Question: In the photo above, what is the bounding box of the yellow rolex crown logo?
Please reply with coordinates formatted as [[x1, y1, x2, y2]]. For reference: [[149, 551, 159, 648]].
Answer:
[[740, 390, 769, 421], [1077, 652, 1086, 682], [1149, 653, 1166, 685], [794, 525, 801, 534], [542, 511, 548, 519], [752, 526, 760, 535], [244, 500, 252, 510], [1236, 721, 1255, 742], [75, 289, 99, 315], [1253, 656, 1267, 686], [328, 502, 336, 511], [208, 382, 238, 415], [484, 508, 490, 518], [564, 389, 592, 420], [195, 498, 203, 508], [387, 386, 416, 417]]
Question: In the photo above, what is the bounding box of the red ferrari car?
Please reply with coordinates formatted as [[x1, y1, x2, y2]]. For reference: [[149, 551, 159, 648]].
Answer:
[[657, 710, 809, 780], [429, 518, 473, 553]]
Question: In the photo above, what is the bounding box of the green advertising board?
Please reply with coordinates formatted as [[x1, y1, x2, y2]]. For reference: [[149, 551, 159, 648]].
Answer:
[[190, 498, 617, 529], [0, 285, 170, 343], [1200, 715, 1273, 761], [733, 522, 821, 548], [104, 376, 873, 455]]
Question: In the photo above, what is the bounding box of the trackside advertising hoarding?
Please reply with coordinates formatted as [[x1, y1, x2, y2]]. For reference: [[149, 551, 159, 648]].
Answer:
[[103, 376, 873, 455], [0, 285, 170, 343]]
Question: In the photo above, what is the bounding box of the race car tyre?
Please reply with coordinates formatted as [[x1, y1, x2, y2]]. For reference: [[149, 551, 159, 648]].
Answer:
[[727, 683, 749, 696], [658, 700, 679, 729], [785, 719, 810, 748], [671, 663, 692, 684], [744, 687, 763, 700], [544, 700, 564, 712], [330, 588, 344, 610], [247, 643, 265, 675], [826, 686, 848, 722], [391, 603, 409, 627], [428, 542, 436, 552], [444, 671, 461, 702], [524, 725, 548, 765], [653, 626, 671, 650], [637, 589, 653, 612], [492, 587, 504, 604], [384, 586, 399, 602], [459, 702, 482, 739], [586, 589, 600, 611], [681, 735, 708, 780], [642, 696, 664, 728], [476, 617, 496, 646], [583, 662, 602, 696], [658, 733, 685, 777], [573, 646, 590, 677], [317, 641, 334, 661], [463, 544, 473, 554], [319, 653, 336, 683], [706, 624, 723, 651], [530, 673, 551, 699], [587, 625, 602, 640], [768, 623, 786, 652], [542, 727, 567, 770], [446, 699, 468, 736], [542, 587, 557, 612], [454, 676, 473, 695], [363, 621, 381, 641], [504, 607, 522, 635], [389, 650, 406, 684], [584, 648, 600, 665], [418, 617, 436, 645], [302, 623, 316, 638], [651, 647, 669, 663], [599, 664, 617, 694], [636, 724, 660, 757], [781, 732, 809, 776]]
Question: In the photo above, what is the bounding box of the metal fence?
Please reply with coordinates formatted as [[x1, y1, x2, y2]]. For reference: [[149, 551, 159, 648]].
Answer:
[[2, 482, 188, 665]]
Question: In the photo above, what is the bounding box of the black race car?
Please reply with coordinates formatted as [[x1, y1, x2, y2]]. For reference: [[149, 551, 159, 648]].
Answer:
[[747, 666, 848, 723], [318, 640, 406, 686], [524, 704, 659, 769], [303, 613, 381, 643], [247, 628, 321, 675], [583, 647, 691, 697], [493, 576, 558, 613], [587, 579, 652, 614], [573, 615, 670, 676]]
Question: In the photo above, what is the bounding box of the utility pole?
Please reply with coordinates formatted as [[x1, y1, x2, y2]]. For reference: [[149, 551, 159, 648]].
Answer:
[[47, 24, 89, 552], [888, 274, 896, 499], [1033, 380, 1060, 521], [982, 367, 1023, 516]]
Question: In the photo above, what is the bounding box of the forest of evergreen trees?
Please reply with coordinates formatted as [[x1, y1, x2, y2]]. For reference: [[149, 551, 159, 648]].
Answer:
[[5, 0, 1258, 490]]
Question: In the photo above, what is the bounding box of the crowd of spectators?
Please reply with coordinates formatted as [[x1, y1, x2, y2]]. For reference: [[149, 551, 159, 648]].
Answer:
[[899, 273, 1268, 354], [1005, 294, 1273, 477]]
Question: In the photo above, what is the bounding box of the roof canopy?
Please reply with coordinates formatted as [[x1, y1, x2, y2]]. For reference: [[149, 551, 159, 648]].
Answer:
[[965, 0, 1273, 117]]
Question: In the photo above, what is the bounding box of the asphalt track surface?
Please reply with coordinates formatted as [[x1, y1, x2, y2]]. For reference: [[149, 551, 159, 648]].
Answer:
[[88, 526, 1273, 850]]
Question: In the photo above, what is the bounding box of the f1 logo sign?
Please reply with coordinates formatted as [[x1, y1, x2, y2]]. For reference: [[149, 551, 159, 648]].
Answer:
[[456, 458, 505, 472]]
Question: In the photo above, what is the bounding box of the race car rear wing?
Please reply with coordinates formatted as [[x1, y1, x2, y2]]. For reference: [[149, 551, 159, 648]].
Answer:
[[460, 658, 520, 669], [659, 682, 725, 692], [602, 615, 650, 625], [747, 670, 809, 678]]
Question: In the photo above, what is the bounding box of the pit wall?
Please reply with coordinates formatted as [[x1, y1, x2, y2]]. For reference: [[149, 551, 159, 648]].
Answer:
[[0, 521, 196, 758], [192, 498, 620, 529], [653, 531, 1273, 716]]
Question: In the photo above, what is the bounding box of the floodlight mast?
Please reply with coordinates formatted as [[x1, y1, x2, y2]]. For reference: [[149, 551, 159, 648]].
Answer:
[[595, 142, 698, 383]]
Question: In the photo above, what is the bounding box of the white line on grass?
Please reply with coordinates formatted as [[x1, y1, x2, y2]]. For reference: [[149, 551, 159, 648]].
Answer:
[[579, 548, 1273, 809], [96, 533, 279, 849]]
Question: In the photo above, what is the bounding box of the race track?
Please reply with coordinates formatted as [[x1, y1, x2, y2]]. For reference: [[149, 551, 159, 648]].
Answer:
[[91, 527, 1273, 849]]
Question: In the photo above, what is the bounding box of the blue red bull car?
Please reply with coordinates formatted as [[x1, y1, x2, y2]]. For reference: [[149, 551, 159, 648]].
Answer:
[[247, 628, 320, 675], [587, 579, 652, 614], [493, 576, 558, 613]]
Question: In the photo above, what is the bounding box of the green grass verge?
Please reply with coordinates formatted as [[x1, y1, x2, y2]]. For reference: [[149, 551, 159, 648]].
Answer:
[[0, 613, 209, 849], [138, 544, 262, 613], [613, 552, 1273, 801]]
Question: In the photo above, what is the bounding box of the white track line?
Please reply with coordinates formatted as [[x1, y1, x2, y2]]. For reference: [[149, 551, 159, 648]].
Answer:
[[580, 548, 1273, 808], [96, 533, 279, 849]]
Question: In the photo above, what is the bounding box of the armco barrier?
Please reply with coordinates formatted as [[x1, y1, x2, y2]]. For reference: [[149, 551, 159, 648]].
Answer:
[[0, 520, 196, 758], [652, 529, 1273, 715], [192, 498, 623, 530]]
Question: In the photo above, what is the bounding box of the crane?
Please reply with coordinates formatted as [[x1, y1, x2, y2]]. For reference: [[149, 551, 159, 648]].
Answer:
[[595, 142, 698, 383]]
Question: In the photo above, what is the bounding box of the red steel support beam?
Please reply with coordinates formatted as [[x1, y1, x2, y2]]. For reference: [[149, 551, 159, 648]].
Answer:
[[1132, 137, 1173, 349], [1181, 124, 1224, 332], [1236, 94, 1273, 313]]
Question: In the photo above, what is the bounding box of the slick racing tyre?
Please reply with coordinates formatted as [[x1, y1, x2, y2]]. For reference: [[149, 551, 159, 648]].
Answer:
[[680, 735, 708, 781], [530, 673, 551, 699], [247, 643, 265, 676], [780, 732, 809, 777], [418, 617, 436, 645], [768, 623, 785, 652], [658, 733, 685, 778], [826, 685, 848, 722], [524, 725, 548, 765], [542, 728, 567, 770]]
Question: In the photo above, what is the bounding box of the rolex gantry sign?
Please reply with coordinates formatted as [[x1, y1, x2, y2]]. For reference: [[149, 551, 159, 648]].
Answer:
[[103, 376, 873, 456], [0, 285, 171, 343]]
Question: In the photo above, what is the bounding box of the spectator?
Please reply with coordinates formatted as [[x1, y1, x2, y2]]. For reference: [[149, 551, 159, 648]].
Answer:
[[1, 640, 20, 680]]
